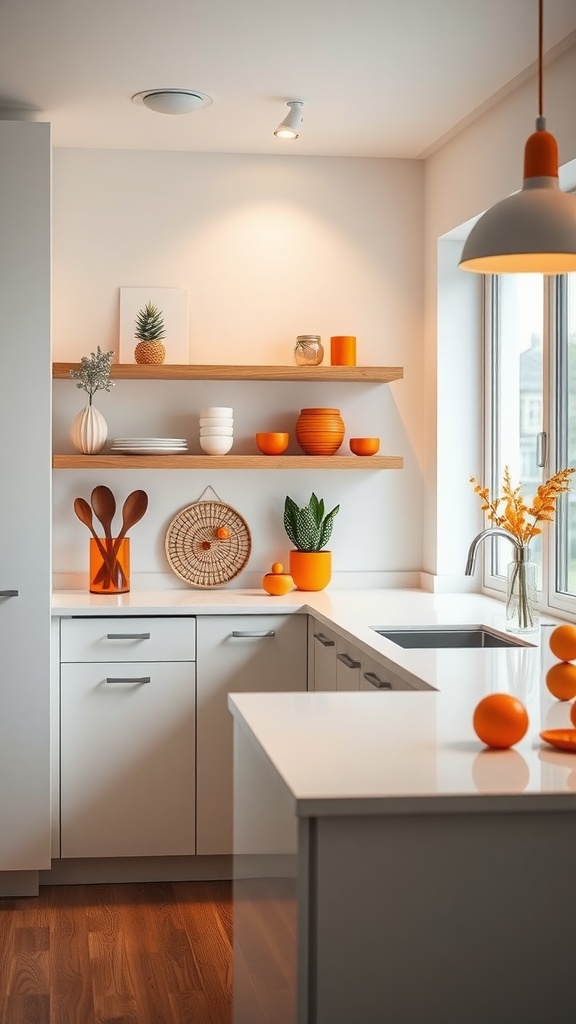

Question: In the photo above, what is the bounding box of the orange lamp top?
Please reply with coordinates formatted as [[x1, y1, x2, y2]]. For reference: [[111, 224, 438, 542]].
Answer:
[[524, 129, 559, 180]]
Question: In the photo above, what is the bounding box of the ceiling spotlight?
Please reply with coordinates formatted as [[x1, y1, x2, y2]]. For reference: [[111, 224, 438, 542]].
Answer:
[[274, 101, 304, 140], [459, 0, 576, 274], [132, 89, 212, 115]]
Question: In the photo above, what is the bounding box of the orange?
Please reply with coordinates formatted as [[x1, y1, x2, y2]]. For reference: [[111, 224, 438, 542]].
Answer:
[[473, 693, 529, 749], [546, 661, 576, 701], [216, 526, 230, 540], [549, 624, 576, 662]]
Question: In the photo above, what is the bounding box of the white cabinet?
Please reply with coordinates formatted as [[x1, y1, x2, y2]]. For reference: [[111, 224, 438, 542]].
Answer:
[[360, 652, 417, 691], [196, 614, 307, 855], [59, 616, 196, 858], [0, 122, 51, 879], [336, 638, 362, 691]]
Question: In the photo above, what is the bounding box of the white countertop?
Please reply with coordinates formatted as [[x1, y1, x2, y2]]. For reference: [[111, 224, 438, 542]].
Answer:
[[54, 583, 576, 810]]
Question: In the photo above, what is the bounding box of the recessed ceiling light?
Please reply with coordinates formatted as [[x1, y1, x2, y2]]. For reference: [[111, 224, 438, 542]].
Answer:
[[132, 89, 213, 115]]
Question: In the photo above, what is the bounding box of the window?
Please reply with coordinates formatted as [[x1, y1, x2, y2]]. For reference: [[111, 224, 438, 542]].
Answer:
[[484, 272, 576, 616]]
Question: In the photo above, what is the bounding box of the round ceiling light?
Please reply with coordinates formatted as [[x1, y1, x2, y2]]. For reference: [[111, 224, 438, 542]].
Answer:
[[131, 89, 213, 115]]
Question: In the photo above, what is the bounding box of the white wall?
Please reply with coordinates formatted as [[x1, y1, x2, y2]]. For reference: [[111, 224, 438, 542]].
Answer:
[[51, 151, 425, 582], [423, 43, 576, 582]]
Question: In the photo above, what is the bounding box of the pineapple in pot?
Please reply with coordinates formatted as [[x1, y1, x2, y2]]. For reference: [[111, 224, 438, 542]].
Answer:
[[134, 301, 166, 364]]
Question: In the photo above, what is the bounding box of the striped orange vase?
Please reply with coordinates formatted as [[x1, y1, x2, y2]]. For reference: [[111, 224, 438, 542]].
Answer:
[[295, 408, 345, 456]]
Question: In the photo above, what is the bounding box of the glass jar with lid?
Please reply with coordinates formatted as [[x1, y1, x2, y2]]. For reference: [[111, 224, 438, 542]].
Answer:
[[294, 335, 324, 366]]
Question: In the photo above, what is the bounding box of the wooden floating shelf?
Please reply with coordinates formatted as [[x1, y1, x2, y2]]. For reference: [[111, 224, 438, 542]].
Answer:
[[52, 454, 403, 471], [53, 363, 403, 384]]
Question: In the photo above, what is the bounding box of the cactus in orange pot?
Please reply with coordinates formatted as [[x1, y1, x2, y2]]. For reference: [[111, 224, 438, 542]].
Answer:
[[283, 493, 339, 591]]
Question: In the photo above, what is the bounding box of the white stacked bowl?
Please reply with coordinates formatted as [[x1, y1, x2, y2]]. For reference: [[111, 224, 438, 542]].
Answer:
[[199, 406, 233, 455]]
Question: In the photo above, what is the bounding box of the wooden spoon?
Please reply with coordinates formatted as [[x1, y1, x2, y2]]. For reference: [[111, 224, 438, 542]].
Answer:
[[92, 490, 148, 586], [91, 485, 116, 550], [73, 497, 110, 563]]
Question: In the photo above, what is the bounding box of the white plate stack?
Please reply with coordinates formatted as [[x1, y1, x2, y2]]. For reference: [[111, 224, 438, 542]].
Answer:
[[110, 437, 188, 455], [199, 407, 233, 455]]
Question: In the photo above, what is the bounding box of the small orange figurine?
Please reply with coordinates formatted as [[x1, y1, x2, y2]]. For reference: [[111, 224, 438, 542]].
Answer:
[[262, 562, 295, 596]]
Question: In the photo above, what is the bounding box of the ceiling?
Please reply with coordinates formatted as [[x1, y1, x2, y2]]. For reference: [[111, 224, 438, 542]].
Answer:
[[1, 0, 576, 159]]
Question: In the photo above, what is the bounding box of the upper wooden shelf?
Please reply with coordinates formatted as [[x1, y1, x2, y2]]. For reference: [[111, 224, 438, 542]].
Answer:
[[52, 454, 403, 471], [53, 363, 403, 383]]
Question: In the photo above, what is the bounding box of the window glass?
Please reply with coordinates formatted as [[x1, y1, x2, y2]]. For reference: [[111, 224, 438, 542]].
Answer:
[[555, 275, 576, 595]]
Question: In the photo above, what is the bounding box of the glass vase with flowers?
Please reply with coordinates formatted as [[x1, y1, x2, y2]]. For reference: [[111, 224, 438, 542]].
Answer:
[[469, 466, 575, 632]]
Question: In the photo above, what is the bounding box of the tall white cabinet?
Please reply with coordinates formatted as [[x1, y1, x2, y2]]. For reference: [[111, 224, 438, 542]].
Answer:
[[0, 121, 51, 889]]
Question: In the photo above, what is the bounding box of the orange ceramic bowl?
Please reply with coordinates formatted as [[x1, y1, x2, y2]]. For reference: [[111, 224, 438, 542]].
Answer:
[[349, 437, 380, 457], [256, 432, 289, 455]]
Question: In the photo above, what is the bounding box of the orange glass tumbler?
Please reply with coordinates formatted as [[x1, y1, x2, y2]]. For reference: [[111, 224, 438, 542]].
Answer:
[[89, 538, 130, 594], [330, 335, 356, 366]]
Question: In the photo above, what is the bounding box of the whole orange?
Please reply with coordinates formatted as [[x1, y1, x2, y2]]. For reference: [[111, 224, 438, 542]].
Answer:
[[547, 662, 576, 701], [549, 624, 576, 662], [473, 693, 529, 749]]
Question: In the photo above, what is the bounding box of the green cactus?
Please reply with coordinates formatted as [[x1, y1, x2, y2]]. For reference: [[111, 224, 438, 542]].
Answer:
[[134, 301, 166, 341], [283, 493, 340, 552]]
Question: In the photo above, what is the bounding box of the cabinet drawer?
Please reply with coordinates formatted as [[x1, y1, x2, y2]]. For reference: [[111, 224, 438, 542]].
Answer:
[[60, 616, 196, 662]]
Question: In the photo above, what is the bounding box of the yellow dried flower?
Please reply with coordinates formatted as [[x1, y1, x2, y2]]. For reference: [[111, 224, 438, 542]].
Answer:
[[470, 466, 575, 545]]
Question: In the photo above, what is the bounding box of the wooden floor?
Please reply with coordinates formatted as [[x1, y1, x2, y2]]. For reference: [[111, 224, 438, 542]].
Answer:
[[0, 880, 233, 1024]]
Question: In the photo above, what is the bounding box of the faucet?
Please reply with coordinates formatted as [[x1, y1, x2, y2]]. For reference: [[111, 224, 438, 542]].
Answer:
[[465, 527, 523, 575]]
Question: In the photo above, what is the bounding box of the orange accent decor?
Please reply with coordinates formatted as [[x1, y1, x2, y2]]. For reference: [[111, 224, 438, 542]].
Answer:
[[89, 538, 130, 594], [349, 437, 380, 457], [262, 563, 295, 596], [255, 432, 290, 455], [330, 336, 357, 366], [295, 408, 345, 456], [524, 130, 559, 180], [289, 550, 331, 591]]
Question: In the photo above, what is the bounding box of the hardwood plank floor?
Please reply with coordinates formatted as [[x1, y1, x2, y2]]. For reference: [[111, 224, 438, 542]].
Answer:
[[0, 881, 232, 1024]]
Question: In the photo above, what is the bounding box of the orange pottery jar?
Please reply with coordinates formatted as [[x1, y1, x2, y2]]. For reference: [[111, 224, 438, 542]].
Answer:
[[295, 408, 345, 456], [330, 335, 356, 366], [289, 550, 332, 591]]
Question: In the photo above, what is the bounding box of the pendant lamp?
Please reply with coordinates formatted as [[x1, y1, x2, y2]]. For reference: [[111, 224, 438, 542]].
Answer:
[[459, 0, 576, 274]]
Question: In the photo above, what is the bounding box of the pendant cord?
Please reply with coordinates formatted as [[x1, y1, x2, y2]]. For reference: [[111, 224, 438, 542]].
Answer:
[[538, 0, 543, 118]]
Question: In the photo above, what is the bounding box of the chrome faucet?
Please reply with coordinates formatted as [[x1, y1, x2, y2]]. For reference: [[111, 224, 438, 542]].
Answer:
[[465, 527, 523, 576]]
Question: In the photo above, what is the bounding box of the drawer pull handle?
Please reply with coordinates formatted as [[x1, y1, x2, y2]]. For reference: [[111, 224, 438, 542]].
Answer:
[[0, 590, 18, 598], [105, 676, 151, 685], [106, 632, 151, 640], [314, 632, 335, 647], [231, 630, 276, 638], [337, 652, 361, 669], [363, 671, 392, 690]]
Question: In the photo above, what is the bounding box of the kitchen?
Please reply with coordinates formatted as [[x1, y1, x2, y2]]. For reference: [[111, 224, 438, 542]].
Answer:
[[2, 1, 576, 1022]]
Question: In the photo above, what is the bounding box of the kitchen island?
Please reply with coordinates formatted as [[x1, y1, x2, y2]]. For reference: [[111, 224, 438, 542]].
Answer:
[[225, 593, 576, 1024]]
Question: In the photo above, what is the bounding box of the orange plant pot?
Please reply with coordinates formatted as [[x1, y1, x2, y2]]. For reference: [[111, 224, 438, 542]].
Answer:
[[89, 538, 130, 594], [295, 408, 345, 456], [289, 550, 332, 591]]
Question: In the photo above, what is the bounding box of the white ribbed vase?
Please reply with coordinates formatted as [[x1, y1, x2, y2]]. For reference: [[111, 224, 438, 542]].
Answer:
[[70, 404, 107, 455]]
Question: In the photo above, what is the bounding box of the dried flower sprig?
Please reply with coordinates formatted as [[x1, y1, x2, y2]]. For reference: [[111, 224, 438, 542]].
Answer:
[[470, 465, 575, 545], [70, 347, 115, 404]]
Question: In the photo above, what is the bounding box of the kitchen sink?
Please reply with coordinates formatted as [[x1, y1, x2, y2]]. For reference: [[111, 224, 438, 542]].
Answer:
[[373, 626, 533, 649]]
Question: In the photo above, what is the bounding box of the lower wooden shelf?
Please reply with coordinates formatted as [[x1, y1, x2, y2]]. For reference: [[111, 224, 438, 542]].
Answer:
[[52, 454, 403, 470]]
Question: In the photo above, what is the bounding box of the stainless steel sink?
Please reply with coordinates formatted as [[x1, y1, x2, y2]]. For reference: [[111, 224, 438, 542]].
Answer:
[[373, 626, 533, 649]]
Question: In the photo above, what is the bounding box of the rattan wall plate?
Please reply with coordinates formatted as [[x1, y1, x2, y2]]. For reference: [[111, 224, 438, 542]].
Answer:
[[165, 499, 252, 588]]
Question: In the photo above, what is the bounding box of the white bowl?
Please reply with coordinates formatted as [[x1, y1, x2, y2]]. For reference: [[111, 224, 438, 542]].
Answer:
[[199, 417, 234, 427], [200, 435, 234, 455], [200, 407, 233, 418], [200, 425, 234, 436]]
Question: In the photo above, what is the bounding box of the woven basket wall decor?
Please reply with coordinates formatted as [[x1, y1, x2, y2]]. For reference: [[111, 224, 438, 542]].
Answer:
[[165, 496, 251, 588]]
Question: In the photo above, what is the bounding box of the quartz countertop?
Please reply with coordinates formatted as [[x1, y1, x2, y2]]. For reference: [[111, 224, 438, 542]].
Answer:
[[54, 583, 576, 808]]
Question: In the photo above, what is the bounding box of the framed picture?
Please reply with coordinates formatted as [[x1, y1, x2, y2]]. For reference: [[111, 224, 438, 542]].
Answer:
[[119, 287, 190, 363]]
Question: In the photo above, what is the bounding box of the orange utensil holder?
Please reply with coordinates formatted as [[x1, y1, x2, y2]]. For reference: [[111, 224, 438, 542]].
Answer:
[[89, 538, 130, 594]]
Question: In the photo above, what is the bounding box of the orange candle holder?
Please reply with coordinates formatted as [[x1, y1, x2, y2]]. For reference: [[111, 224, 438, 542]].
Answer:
[[330, 335, 356, 366], [89, 538, 130, 594]]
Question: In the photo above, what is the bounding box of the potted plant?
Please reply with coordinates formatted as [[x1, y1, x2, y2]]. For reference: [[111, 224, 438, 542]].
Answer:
[[134, 301, 166, 364], [69, 347, 115, 454], [283, 492, 339, 590]]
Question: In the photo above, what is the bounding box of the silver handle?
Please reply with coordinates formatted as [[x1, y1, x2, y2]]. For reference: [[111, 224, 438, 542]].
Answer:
[[105, 676, 151, 685], [0, 590, 18, 598], [232, 630, 275, 638], [363, 671, 392, 690], [537, 431, 547, 468], [314, 632, 335, 647], [337, 652, 361, 669], [106, 632, 151, 640]]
